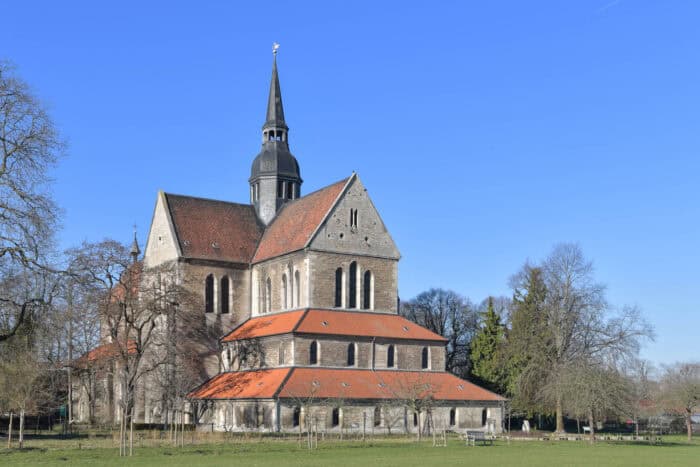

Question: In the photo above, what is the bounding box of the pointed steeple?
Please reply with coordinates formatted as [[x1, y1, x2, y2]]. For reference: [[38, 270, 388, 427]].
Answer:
[[264, 54, 287, 131], [130, 228, 140, 263], [249, 44, 303, 226]]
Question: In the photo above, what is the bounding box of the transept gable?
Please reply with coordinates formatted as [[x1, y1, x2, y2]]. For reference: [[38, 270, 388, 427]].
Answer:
[[309, 175, 400, 260]]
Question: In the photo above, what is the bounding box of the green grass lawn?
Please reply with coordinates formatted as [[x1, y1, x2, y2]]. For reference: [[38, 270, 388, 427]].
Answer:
[[1, 436, 698, 466]]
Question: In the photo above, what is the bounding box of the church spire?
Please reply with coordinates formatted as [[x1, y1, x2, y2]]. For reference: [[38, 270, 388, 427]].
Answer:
[[130, 227, 140, 263], [264, 48, 287, 132], [249, 43, 302, 225]]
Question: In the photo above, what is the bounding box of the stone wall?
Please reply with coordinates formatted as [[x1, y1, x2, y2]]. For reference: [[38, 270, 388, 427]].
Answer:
[[251, 251, 308, 316], [143, 192, 180, 268], [293, 335, 445, 371], [307, 251, 398, 312], [310, 176, 400, 260], [197, 399, 503, 433]]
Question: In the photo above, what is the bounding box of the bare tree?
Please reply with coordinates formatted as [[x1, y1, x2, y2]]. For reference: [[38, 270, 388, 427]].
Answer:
[[507, 244, 653, 433], [67, 239, 195, 455], [0, 341, 43, 448], [282, 380, 326, 449], [380, 372, 439, 441], [626, 359, 657, 436], [401, 289, 478, 378], [660, 362, 699, 441], [0, 61, 63, 343]]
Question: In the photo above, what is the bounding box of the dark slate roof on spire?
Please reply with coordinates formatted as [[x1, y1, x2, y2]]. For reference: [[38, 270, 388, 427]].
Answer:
[[130, 232, 140, 257], [264, 56, 287, 130]]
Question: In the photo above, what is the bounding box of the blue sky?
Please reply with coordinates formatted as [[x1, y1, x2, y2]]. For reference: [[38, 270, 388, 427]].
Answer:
[[2, 1, 698, 365]]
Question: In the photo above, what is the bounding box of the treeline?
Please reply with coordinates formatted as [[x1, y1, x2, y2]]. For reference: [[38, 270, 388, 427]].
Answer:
[[401, 244, 699, 440]]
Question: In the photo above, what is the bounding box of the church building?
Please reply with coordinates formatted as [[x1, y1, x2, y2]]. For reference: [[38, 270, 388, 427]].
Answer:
[[101, 51, 505, 433]]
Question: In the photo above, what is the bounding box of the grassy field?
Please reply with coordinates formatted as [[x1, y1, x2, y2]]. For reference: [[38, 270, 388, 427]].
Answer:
[[1, 435, 698, 466]]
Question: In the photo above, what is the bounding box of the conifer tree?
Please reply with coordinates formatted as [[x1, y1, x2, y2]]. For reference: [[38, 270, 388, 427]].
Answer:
[[470, 297, 506, 393]]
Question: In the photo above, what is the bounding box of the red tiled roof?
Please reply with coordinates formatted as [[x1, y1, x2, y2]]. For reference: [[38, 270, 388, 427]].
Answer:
[[221, 309, 447, 342], [297, 310, 446, 342], [74, 340, 137, 368], [166, 194, 263, 264], [187, 368, 291, 399], [252, 178, 349, 263], [281, 369, 505, 401], [221, 310, 306, 342], [188, 368, 505, 401]]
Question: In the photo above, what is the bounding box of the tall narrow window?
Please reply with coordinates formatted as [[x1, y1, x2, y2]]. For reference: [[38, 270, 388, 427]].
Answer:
[[387, 344, 395, 368], [293, 407, 301, 427], [204, 274, 214, 313], [482, 409, 488, 426], [279, 342, 286, 365], [421, 347, 429, 369], [282, 274, 288, 309], [277, 180, 284, 198], [309, 341, 318, 365], [331, 408, 340, 427], [265, 278, 271, 313], [348, 262, 357, 308], [294, 270, 300, 307], [347, 343, 356, 366], [413, 412, 418, 427], [220, 276, 230, 314], [449, 408, 456, 426], [350, 208, 358, 229], [373, 406, 381, 427], [334, 268, 343, 307], [362, 270, 372, 309]]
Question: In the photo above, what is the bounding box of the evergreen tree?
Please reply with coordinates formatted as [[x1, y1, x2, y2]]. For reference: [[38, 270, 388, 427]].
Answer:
[[470, 297, 506, 393], [504, 266, 551, 412]]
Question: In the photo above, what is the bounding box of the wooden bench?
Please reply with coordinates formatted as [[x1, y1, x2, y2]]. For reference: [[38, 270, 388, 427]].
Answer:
[[464, 430, 495, 446]]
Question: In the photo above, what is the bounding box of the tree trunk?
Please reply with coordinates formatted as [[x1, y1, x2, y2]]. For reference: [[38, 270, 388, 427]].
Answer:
[[18, 409, 25, 449], [555, 395, 565, 433], [7, 412, 13, 448], [686, 410, 693, 442], [129, 410, 134, 456], [587, 409, 596, 445]]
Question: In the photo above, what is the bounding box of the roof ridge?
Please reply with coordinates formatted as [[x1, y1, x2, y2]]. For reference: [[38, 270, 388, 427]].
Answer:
[[164, 192, 256, 208], [274, 367, 296, 399], [292, 309, 310, 333]]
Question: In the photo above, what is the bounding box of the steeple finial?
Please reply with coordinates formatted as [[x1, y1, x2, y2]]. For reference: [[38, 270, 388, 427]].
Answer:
[[130, 225, 140, 263], [265, 43, 287, 131]]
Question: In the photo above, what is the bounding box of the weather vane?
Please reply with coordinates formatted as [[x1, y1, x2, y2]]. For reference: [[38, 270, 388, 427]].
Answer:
[[272, 42, 280, 56]]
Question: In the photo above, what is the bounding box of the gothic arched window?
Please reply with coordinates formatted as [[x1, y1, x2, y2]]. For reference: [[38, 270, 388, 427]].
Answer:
[[309, 341, 318, 365], [421, 347, 429, 369], [373, 406, 381, 427], [362, 270, 372, 310], [204, 274, 214, 313], [347, 343, 356, 366], [348, 262, 357, 308], [335, 268, 343, 307], [279, 342, 286, 365], [265, 277, 271, 313], [449, 408, 456, 426], [282, 274, 288, 309], [387, 344, 395, 368], [220, 276, 230, 314], [294, 270, 300, 307]]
